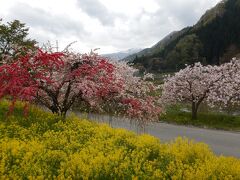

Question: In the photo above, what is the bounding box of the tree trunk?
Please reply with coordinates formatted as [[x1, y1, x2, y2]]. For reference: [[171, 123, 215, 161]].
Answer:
[[61, 111, 67, 119], [108, 115, 113, 127], [191, 102, 198, 120], [50, 105, 67, 120], [50, 105, 59, 115]]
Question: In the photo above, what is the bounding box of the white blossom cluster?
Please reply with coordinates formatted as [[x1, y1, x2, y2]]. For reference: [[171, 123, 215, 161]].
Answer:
[[162, 58, 240, 112]]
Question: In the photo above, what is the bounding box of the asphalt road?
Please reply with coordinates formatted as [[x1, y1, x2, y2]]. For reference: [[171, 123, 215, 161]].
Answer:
[[146, 122, 240, 158], [76, 113, 240, 158]]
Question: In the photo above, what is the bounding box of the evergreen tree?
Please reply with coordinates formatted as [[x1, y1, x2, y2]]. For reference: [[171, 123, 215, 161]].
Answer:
[[0, 19, 37, 63]]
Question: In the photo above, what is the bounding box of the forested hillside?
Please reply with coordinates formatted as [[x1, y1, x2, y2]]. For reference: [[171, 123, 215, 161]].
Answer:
[[126, 0, 240, 72]]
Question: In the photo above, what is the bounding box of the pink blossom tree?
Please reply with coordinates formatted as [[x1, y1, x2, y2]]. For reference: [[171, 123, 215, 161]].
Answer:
[[161, 62, 223, 120], [0, 48, 161, 124], [112, 62, 161, 127], [79, 61, 162, 127]]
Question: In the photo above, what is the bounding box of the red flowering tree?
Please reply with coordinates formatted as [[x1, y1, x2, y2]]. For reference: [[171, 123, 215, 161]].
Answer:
[[0, 48, 161, 124]]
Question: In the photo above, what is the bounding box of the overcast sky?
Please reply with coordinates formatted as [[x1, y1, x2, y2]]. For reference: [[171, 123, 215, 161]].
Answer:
[[0, 0, 221, 54]]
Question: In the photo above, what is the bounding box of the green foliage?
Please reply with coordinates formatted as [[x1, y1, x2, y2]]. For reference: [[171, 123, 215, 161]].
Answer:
[[0, 100, 240, 179], [196, 0, 226, 27], [0, 19, 37, 63], [166, 34, 204, 70]]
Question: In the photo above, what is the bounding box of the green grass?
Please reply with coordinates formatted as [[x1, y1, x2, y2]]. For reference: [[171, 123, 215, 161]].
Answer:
[[160, 106, 240, 131], [0, 100, 63, 129]]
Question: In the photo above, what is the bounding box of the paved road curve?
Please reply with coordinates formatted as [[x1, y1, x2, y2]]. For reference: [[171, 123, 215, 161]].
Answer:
[[147, 123, 240, 158], [76, 113, 240, 158]]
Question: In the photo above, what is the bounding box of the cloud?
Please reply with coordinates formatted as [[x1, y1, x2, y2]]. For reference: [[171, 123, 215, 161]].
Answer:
[[0, 0, 221, 53], [76, 0, 117, 25], [154, 0, 220, 26], [8, 2, 87, 38]]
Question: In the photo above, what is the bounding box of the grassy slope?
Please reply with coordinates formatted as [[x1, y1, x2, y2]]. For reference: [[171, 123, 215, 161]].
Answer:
[[0, 100, 240, 179], [160, 105, 240, 131]]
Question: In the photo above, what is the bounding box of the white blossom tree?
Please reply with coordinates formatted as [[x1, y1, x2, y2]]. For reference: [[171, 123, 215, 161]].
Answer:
[[208, 58, 240, 109], [161, 62, 223, 120]]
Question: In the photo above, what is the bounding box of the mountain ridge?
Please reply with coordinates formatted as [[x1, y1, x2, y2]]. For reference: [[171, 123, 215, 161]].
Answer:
[[125, 0, 240, 72], [102, 48, 142, 61]]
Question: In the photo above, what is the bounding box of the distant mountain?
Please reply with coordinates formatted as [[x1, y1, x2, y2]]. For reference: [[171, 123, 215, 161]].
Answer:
[[123, 29, 190, 62], [102, 48, 142, 61], [126, 0, 240, 72]]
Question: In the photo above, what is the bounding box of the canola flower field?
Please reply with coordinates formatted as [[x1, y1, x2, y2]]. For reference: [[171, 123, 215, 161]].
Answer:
[[0, 100, 240, 179]]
